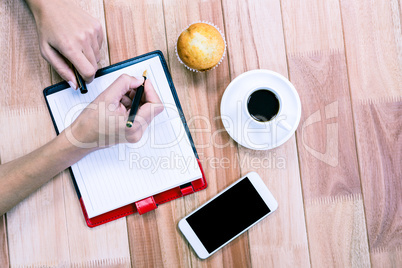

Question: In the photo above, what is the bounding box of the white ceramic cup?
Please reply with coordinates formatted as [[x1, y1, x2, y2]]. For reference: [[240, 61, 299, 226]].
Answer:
[[243, 85, 292, 131]]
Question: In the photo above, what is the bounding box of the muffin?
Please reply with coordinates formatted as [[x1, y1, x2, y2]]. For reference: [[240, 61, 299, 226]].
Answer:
[[176, 22, 226, 72]]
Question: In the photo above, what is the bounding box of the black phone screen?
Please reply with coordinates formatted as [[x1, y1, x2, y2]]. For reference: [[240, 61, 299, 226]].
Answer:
[[186, 177, 271, 253]]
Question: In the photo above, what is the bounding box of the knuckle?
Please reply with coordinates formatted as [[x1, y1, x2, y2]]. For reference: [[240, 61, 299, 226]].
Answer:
[[77, 32, 87, 43], [61, 40, 75, 53], [95, 54, 101, 63], [87, 27, 96, 38], [120, 74, 132, 84], [94, 20, 102, 33], [82, 66, 96, 79]]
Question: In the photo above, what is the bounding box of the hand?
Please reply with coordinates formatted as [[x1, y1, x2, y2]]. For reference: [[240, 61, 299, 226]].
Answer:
[[67, 74, 164, 149], [26, 0, 103, 88]]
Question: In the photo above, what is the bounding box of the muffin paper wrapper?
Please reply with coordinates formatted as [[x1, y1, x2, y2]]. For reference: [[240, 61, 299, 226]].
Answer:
[[175, 21, 227, 72]]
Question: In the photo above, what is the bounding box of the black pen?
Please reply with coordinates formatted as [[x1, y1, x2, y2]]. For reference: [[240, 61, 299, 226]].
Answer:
[[126, 70, 147, 128], [73, 66, 88, 94]]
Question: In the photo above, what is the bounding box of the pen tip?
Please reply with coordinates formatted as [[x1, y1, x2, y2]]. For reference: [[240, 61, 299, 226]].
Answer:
[[142, 70, 147, 77]]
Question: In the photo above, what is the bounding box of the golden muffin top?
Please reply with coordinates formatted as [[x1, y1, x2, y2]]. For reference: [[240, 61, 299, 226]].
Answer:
[[177, 23, 225, 71]]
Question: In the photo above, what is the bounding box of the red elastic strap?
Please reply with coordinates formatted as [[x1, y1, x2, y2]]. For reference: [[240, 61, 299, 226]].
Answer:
[[135, 196, 157, 215], [180, 185, 194, 196]]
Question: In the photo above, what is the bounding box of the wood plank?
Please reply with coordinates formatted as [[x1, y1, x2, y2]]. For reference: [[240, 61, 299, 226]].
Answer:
[[0, 107, 70, 267], [281, 0, 344, 54], [0, 0, 71, 266], [48, 0, 132, 266], [288, 52, 362, 199], [281, 0, 371, 266], [221, 0, 310, 267], [305, 194, 369, 267], [162, 0, 248, 266], [62, 170, 131, 267], [340, 0, 402, 266], [353, 101, 401, 267], [0, 0, 10, 258], [0, 216, 9, 267], [340, 0, 401, 102], [104, 0, 168, 62]]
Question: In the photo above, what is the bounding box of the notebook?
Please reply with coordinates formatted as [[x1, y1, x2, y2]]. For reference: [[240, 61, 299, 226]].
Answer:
[[44, 51, 207, 227]]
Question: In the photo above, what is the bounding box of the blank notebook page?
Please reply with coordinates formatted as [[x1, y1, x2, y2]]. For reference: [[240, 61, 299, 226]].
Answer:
[[46, 55, 202, 218]]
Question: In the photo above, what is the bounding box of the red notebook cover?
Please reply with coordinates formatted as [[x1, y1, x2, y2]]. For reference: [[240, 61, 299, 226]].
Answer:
[[79, 159, 206, 227], [44, 51, 207, 227]]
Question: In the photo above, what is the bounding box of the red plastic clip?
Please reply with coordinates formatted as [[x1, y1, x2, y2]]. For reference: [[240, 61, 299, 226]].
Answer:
[[180, 185, 195, 196], [135, 196, 157, 215]]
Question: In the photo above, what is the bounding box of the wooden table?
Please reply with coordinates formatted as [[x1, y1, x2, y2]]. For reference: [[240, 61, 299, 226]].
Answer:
[[0, 0, 400, 267]]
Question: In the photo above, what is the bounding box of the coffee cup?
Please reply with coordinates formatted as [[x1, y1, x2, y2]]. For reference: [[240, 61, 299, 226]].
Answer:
[[220, 69, 301, 150], [243, 86, 292, 131]]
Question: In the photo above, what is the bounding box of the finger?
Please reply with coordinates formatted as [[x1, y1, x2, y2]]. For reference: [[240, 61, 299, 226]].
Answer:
[[81, 42, 98, 82], [89, 21, 101, 63], [92, 39, 101, 63], [128, 88, 137, 99], [94, 20, 104, 48], [135, 102, 164, 126], [104, 74, 144, 103], [143, 79, 162, 104], [41, 44, 77, 89], [124, 103, 154, 141], [62, 48, 97, 84], [97, 33, 103, 49], [120, 95, 132, 108]]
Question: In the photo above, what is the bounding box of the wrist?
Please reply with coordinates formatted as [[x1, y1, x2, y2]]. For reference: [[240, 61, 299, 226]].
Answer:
[[57, 130, 98, 160]]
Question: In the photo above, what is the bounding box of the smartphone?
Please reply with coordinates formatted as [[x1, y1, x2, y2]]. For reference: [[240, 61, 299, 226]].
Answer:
[[178, 172, 278, 259]]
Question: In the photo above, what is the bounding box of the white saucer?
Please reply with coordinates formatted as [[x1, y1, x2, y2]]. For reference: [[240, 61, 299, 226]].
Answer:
[[220, 70, 301, 150]]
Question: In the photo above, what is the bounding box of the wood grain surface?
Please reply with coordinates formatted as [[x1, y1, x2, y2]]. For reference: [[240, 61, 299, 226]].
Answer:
[[0, 0, 71, 266], [282, 0, 371, 266], [288, 51, 370, 267], [353, 101, 401, 267], [0, 216, 8, 267], [0, 3, 10, 266], [0, 0, 400, 267], [340, 0, 402, 266], [222, 0, 310, 267]]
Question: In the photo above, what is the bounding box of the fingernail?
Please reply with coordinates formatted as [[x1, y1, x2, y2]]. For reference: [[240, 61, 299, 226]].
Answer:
[[68, 81, 76, 90]]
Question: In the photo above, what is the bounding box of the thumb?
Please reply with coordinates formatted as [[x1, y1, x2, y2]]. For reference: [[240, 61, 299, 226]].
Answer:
[[104, 74, 144, 102], [41, 44, 77, 89]]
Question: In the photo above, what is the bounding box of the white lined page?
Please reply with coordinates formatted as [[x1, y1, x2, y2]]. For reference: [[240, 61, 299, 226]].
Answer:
[[47, 56, 202, 218]]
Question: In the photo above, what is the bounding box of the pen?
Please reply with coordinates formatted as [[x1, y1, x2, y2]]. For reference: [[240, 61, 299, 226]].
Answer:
[[73, 66, 88, 94], [126, 70, 147, 128]]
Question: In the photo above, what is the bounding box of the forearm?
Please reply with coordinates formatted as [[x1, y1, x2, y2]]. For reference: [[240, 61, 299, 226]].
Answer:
[[0, 131, 94, 215]]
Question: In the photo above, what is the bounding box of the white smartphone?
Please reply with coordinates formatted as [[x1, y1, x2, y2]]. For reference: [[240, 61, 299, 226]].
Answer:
[[178, 172, 278, 259]]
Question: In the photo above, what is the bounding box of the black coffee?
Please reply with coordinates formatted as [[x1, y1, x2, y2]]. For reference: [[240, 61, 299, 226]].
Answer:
[[247, 89, 280, 122]]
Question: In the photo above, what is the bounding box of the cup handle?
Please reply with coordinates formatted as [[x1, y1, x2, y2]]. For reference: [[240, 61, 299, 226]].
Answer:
[[277, 119, 292, 131]]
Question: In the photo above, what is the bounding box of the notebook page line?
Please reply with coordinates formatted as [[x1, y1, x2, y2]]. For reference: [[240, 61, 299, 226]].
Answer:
[[111, 147, 133, 200], [66, 91, 111, 210]]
